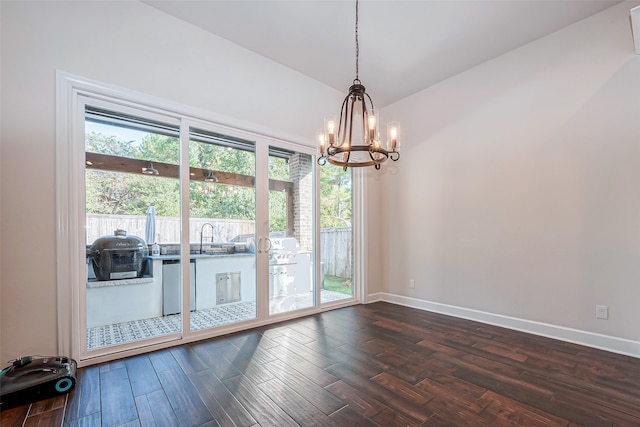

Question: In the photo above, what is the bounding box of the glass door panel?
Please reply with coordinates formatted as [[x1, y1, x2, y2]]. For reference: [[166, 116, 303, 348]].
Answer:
[[188, 128, 257, 331], [74, 89, 341, 364], [268, 148, 315, 315], [320, 164, 354, 304], [84, 107, 182, 351]]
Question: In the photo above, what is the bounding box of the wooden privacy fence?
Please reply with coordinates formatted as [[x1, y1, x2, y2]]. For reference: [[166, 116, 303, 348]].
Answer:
[[85, 215, 255, 245], [86, 215, 352, 278], [320, 227, 352, 278]]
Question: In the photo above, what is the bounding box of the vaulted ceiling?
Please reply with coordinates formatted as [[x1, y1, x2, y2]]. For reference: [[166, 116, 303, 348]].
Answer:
[[144, 0, 621, 107]]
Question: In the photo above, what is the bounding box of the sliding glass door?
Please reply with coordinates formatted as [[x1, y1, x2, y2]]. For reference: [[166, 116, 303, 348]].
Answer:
[[188, 127, 257, 332], [84, 103, 183, 352], [319, 164, 354, 304], [267, 147, 316, 315], [78, 96, 324, 360]]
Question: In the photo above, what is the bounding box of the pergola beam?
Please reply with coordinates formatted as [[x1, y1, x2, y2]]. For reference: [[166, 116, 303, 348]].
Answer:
[[85, 152, 293, 192], [85, 152, 295, 233]]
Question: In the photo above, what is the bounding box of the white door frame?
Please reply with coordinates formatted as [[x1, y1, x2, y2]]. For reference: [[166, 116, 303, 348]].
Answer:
[[56, 71, 364, 366]]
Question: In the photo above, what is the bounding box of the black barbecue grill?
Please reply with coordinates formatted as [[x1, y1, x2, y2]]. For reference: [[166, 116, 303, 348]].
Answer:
[[88, 229, 148, 281]]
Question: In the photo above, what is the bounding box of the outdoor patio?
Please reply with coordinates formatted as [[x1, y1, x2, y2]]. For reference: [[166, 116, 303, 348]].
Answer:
[[87, 289, 350, 350]]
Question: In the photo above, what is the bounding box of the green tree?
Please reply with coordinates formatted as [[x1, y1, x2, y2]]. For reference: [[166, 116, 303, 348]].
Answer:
[[138, 134, 179, 165], [319, 164, 352, 228], [188, 140, 256, 220], [86, 132, 181, 216], [86, 132, 134, 157]]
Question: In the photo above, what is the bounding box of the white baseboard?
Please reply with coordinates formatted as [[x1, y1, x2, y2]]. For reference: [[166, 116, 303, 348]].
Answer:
[[366, 292, 640, 359]]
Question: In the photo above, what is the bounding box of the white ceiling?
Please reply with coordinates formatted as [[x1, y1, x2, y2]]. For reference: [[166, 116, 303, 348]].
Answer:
[[144, 0, 621, 107]]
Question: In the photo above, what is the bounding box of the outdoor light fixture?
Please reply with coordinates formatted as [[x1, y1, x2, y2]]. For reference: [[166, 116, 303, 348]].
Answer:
[[204, 170, 218, 182], [142, 161, 159, 175], [317, 0, 400, 170]]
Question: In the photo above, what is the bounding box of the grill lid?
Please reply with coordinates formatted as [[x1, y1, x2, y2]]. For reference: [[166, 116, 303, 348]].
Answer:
[[89, 229, 148, 254]]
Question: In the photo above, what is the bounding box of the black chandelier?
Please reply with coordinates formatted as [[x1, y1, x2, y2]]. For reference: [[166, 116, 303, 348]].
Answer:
[[317, 0, 400, 170]]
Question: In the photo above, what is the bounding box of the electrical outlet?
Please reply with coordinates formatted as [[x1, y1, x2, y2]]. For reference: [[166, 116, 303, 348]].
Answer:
[[409, 279, 415, 289], [596, 305, 609, 320]]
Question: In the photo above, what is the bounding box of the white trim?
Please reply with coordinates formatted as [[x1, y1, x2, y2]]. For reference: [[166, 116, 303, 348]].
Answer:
[[55, 71, 74, 357], [352, 168, 366, 303], [179, 120, 192, 336], [370, 292, 640, 359], [365, 292, 385, 304], [254, 135, 270, 321], [314, 153, 322, 308]]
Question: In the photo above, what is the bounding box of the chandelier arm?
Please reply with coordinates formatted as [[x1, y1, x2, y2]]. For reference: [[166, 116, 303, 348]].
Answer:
[[340, 100, 350, 147], [340, 93, 353, 146], [361, 100, 368, 143], [363, 91, 375, 112], [337, 95, 350, 146], [344, 147, 352, 169], [369, 148, 388, 162], [347, 95, 357, 148]]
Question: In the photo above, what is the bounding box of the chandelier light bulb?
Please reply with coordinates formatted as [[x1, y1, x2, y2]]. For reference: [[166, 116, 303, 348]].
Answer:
[[390, 127, 397, 150], [367, 113, 377, 141], [325, 118, 337, 144], [388, 122, 400, 151], [317, 130, 327, 156]]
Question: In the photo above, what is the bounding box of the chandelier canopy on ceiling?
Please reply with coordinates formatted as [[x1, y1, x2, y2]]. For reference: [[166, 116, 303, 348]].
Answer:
[[317, 0, 400, 170]]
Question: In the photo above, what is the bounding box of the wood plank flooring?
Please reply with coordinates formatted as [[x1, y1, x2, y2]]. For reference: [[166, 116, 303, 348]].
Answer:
[[3, 302, 640, 426]]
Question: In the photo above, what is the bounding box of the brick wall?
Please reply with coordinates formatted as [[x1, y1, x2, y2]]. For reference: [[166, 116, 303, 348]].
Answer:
[[288, 153, 314, 251]]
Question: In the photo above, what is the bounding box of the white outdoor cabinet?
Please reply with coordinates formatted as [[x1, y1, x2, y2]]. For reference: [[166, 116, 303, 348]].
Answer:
[[216, 271, 241, 305], [86, 259, 163, 328], [195, 255, 256, 310]]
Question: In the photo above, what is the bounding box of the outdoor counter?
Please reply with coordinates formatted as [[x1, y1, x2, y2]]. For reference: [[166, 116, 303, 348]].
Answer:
[[147, 252, 254, 261], [86, 252, 256, 328]]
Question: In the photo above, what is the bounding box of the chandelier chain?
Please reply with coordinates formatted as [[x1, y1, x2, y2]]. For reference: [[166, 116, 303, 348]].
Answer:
[[355, 0, 359, 82]]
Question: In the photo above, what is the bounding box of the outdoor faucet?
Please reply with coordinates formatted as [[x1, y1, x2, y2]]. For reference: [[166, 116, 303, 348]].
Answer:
[[200, 223, 214, 254]]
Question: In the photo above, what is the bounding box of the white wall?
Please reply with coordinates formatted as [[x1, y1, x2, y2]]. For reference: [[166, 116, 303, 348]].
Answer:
[[374, 1, 640, 354], [0, 1, 341, 362]]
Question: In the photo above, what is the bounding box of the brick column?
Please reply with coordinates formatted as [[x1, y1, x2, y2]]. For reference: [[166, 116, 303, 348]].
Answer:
[[288, 153, 313, 251]]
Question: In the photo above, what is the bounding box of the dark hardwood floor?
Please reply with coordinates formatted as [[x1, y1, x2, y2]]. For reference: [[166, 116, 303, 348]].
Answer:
[[3, 302, 640, 426]]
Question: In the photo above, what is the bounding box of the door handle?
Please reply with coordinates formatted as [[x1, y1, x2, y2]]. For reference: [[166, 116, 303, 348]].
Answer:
[[258, 237, 272, 253]]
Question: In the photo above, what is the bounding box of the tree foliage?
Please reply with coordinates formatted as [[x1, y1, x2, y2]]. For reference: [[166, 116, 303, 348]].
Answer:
[[85, 132, 180, 216], [85, 130, 351, 230], [320, 164, 352, 228]]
